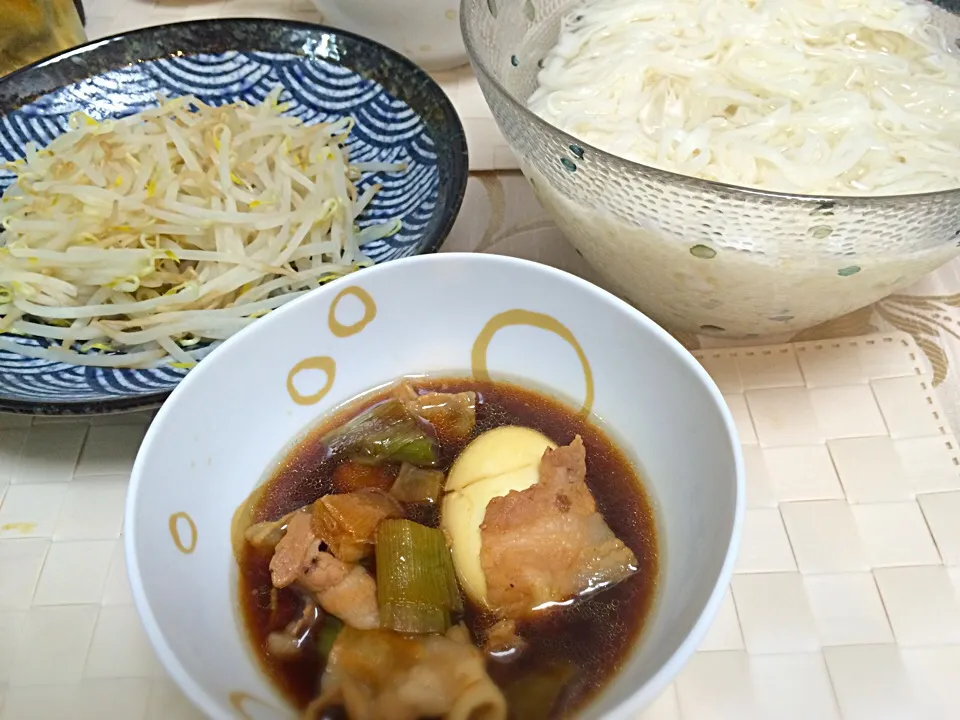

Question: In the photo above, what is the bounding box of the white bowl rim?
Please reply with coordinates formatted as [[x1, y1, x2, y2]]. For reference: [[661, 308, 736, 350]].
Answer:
[[125, 251, 746, 720]]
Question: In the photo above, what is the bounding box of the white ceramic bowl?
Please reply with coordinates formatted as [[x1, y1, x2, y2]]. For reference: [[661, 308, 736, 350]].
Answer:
[[126, 253, 744, 720], [312, 0, 467, 71]]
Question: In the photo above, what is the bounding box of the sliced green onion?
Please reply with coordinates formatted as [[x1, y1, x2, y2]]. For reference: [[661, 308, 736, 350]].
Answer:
[[322, 399, 439, 467], [375, 519, 462, 634], [317, 615, 343, 658], [389, 462, 445, 504]]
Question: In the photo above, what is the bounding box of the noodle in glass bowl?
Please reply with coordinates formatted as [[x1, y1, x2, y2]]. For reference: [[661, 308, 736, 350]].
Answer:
[[462, 0, 960, 337]]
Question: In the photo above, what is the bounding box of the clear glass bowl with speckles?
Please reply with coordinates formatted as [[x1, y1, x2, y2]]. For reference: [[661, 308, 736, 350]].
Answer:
[[462, 0, 960, 337]]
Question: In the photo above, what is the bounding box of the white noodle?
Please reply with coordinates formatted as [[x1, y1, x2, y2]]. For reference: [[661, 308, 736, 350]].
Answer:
[[528, 0, 960, 195], [0, 88, 405, 368]]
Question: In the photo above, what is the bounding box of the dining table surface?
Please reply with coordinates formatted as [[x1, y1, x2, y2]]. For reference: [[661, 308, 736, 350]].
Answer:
[[0, 1, 958, 718]]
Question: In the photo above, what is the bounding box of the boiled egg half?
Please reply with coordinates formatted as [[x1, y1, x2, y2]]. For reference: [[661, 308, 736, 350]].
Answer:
[[441, 426, 555, 607]]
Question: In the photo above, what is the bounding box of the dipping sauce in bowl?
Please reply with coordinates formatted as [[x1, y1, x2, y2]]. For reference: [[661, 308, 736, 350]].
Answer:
[[234, 376, 659, 718]]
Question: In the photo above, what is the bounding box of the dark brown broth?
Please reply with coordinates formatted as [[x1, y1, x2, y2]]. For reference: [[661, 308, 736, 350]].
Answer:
[[238, 377, 659, 718]]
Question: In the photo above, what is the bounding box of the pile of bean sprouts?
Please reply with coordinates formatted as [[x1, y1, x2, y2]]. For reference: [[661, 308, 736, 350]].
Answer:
[[0, 87, 402, 368]]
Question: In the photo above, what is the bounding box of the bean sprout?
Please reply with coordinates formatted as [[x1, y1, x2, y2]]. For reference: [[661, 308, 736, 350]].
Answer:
[[0, 87, 404, 368]]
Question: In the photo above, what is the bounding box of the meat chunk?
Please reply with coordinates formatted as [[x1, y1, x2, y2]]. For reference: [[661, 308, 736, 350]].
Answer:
[[479, 436, 638, 617], [303, 624, 506, 720], [332, 461, 396, 493], [409, 394, 477, 443], [244, 509, 299, 550], [300, 544, 349, 591], [300, 544, 380, 630], [266, 597, 322, 659], [483, 619, 527, 660], [312, 489, 404, 562], [318, 566, 380, 631], [269, 510, 316, 588], [395, 381, 477, 443], [267, 504, 382, 630]]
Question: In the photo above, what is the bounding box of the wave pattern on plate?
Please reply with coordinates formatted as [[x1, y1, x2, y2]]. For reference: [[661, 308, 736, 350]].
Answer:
[[0, 51, 439, 406]]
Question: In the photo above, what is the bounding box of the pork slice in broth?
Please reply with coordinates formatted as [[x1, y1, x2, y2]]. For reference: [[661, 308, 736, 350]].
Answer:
[[269, 511, 316, 588], [266, 596, 323, 659], [479, 436, 638, 617], [245, 509, 300, 550], [483, 618, 527, 660], [300, 545, 380, 631], [304, 625, 506, 720], [263, 505, 381, 631]]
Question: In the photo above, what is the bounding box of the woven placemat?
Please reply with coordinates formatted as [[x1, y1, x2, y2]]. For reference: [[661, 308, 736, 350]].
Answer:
[[0, 331, 958, 718], [670, 332, 960, 720]]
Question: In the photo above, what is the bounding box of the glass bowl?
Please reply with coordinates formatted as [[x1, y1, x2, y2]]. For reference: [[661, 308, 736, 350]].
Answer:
[[462, 0, 960, 337]]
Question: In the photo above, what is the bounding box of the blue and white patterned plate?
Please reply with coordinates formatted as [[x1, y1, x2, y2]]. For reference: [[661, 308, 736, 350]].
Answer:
[[0, 19, 468, 415]]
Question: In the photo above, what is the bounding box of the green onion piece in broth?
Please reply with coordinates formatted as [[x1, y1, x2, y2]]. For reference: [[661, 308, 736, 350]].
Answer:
[[389, 463, 445, 504], [375, 519, 462, 634], [316, 615, 344, 658], [322, 399, 439, 467]]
